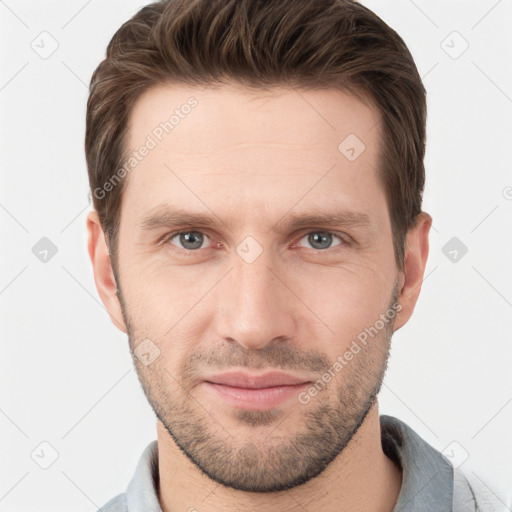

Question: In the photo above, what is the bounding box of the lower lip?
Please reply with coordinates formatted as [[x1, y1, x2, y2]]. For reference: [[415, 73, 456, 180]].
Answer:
[[203, 381, 310, 410]]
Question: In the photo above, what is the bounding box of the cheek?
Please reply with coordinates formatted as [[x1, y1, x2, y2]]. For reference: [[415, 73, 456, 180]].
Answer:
[[118, 229, 396, 349], [294, 261, 395, 343], [119, 259, 220, 343]]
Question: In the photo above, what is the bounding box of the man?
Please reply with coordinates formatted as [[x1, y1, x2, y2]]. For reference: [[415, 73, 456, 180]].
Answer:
[[85, 0, 503, 510]]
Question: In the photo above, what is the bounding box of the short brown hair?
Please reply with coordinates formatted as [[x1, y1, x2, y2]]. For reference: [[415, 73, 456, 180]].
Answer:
[[86, 0, 426, 271]]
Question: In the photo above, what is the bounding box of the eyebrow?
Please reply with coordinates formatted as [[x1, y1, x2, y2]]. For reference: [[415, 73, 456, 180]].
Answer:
[[139, 206, 372, 234], [272, 211, 371, 234]]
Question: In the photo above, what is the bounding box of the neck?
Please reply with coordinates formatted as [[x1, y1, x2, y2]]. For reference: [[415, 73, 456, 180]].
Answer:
[[157, 402, 402, 512]]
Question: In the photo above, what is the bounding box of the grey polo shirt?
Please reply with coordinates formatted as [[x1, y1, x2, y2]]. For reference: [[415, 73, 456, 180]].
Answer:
[[98, 415, 506, 511]]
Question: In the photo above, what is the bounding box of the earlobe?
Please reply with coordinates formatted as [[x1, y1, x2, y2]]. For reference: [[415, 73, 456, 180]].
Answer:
[[393, 212, 432, 331], [86, 210, 127, 333]]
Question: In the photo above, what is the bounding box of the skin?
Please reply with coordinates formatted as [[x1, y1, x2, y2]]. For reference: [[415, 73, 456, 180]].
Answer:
[[87, 82, 431, 511]]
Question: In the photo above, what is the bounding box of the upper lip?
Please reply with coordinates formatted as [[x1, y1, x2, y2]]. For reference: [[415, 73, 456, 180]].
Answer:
[[204, 371, 311, 389]]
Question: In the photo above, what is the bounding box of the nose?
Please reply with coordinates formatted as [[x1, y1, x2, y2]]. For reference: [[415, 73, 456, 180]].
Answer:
[[214, 249, 297, 351]]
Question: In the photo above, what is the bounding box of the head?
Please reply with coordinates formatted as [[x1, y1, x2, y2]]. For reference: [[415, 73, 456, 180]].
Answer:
[[86, 0, 431, 493]]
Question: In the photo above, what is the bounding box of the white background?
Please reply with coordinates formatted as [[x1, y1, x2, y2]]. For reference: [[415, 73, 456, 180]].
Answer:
[[0, 0, 511, 510]]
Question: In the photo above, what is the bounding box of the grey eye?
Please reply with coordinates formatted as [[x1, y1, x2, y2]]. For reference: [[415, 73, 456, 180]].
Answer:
[[170, 231, 208, 250], [298, 232, 343, 250]]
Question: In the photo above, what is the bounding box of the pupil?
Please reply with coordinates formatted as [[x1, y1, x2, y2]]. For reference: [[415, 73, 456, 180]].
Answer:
[[181, 232, 203, 249], [309, 232, 332, 250]]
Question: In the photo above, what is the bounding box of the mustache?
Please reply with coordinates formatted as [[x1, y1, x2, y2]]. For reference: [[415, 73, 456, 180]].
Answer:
[[180, 343, 332, 377]]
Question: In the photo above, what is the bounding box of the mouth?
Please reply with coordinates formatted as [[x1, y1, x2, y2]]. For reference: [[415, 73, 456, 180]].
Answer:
[[202, 371, 312, 410]]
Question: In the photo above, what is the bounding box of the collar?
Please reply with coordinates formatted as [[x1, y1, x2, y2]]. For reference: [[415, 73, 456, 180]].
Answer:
[[380, 415, 453, 511]]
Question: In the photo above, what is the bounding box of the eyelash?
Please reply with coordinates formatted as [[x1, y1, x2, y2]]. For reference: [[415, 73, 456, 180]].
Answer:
[[162, 229, 351, 255]]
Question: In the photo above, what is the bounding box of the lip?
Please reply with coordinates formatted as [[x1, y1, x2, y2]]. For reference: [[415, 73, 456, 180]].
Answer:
[[204, 371, 310, 389], [202, 371, 312, 410]]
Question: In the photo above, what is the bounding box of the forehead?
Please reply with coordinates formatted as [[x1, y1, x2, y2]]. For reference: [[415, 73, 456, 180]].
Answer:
[[120, 82, 384, 223], [126, 82, 380, 160]]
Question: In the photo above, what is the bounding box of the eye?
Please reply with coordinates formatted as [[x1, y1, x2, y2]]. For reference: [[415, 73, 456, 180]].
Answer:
[[296, 231, 345, 250], [164, 229, 348, 254], [168, 230, 211, 251]]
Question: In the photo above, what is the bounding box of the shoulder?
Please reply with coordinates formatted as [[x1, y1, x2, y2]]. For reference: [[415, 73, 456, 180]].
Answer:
[[380, 415, 509, 512], [97, 492, 128, 512], [97, 441, 160, 512], [453, 468, 509, 512]]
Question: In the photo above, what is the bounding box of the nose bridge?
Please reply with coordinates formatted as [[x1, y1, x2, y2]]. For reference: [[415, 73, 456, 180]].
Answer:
[[233, 249, 275, 307], [215, 243, 295, 349]]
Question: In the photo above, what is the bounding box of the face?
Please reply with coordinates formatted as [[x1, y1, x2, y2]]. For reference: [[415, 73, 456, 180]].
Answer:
[[96, 83, 413, 492]]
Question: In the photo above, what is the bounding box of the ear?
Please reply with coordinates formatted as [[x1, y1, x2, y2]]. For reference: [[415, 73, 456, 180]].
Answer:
[[86, 210, 127, 333], [393, 212, 432, 331]]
